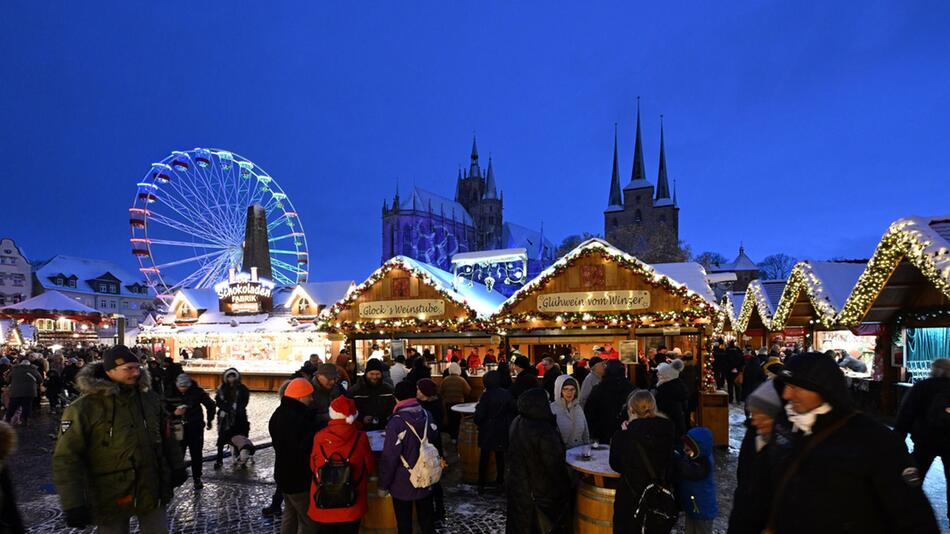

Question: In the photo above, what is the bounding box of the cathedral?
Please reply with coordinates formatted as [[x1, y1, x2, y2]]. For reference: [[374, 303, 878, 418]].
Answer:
[[603, 102, 680, 251], [381, 138, 554, 276]]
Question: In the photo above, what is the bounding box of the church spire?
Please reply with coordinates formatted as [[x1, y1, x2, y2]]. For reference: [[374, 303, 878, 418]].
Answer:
[[655, 115, 671, 202], [607, 123, 622, 209], [469, 135, 481, 178], [626, 96, 648, 189], [484, 156, 498, 199], [455, 166, 462, 202]]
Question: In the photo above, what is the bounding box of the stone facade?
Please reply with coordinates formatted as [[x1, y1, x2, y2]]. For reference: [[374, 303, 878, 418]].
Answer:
[[0, 238, 31, 305]]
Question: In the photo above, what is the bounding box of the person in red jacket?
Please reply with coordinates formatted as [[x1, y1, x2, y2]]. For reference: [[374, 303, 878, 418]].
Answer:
[[466, 350, 482, 370], [308, 395, 375, 533]]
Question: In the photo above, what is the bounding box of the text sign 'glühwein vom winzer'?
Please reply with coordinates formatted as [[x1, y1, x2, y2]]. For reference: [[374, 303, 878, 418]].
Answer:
[[536, 290, 651, 313]]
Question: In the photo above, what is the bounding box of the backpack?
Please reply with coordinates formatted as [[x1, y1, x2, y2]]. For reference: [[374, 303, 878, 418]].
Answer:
[[626, 440, 678, 534], [313, 436, 362, 509], [398, 414, 442, 488], [926, 387, 950, 432]]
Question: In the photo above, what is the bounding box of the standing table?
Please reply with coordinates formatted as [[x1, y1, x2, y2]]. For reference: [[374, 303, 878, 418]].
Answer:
[[566, 444, 619, 533], [452, 402, 496, 483]]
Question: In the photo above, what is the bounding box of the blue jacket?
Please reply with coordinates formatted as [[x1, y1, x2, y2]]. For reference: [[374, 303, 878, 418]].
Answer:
[[674, 427, 718, 520]]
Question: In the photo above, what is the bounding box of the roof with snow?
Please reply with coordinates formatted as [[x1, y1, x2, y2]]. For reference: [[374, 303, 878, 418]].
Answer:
[[502, 222, 554, 261], [709, 246, 758, 273], [1, 290, 99, 315], [719, 291, 744, 326], [295, 281, 355, 307], [770, 260, 867, 329], [651, 262, 718, 305], [396, 187, 475, 226], [176, 289, 218, 311], [760, 280, 787, 313], [33, 255, 151, 299]]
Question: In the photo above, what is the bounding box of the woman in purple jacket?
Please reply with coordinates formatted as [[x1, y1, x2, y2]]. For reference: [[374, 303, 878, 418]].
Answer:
[[379, 381, 441, 534]]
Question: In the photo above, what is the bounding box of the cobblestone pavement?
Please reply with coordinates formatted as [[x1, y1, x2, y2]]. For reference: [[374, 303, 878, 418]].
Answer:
[[11, 397, 950, 533]]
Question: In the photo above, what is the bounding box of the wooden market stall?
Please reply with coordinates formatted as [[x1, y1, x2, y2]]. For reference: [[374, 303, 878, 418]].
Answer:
[[835, 216, 950, 415], [733, 279, 787, 349], [715, 291, 745, 341], [0, 290, 107, 347]]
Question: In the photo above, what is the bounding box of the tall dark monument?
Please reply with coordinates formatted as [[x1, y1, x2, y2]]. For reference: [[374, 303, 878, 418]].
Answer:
[[242, 204, 272, 279]]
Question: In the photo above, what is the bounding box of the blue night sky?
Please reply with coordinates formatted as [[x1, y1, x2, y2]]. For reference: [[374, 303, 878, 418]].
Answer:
[[2, 2, 948, 284]]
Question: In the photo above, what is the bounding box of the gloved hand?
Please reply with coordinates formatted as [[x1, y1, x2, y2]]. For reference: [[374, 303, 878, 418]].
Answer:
[[171, 467, 189, 488], [64, 506, 91, 528]]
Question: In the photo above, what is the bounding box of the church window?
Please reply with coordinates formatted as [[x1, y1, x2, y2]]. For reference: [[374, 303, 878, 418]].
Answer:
[[634, 209, 642, 224], [402, 224, 413, 256]]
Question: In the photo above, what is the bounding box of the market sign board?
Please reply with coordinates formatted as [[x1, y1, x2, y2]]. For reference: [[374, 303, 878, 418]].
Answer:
[[359, 299, 445, 319], [536, 290, 651, 313], [215, 268, 274, 315]]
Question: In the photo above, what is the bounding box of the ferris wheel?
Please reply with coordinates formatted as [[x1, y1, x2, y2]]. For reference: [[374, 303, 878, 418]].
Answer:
[[129, 148, 309, 301]]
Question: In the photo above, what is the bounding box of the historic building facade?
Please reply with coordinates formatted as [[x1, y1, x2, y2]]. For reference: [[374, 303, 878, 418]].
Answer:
[[0, 238, 31, 305], [603, 103, 680, 252], [381, 138, 554, 276]]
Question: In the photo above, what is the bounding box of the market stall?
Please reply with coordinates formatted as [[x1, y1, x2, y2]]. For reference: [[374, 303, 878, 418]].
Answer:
[[836, 216, 950, 414], [0, 290, 107, 347], [714, 291, 744, 341], [733, 279, 786, 349]]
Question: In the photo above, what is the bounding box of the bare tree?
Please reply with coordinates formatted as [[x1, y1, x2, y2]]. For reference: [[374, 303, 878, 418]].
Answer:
[[556, 232, 601, 258], [606, 224, 690, 263], [693, 251, 727, 270], [758, 253, 797, 280]]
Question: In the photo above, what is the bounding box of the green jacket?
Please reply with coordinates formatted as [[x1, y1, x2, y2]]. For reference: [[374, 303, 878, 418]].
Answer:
[[52, 362, 184, 524]]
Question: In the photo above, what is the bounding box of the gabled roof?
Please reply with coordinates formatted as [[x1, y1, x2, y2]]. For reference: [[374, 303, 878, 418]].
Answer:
[[494, 238, 718, 319], [709, 246, 758, 273], [651, 262, 718, 305], [771, 260, 867, 330], [396, 187, 475, 226], [167, 288, 218, 320], [735, 279, 783, 332], [1, 290, 99, 315], [288, 281, 356, 315], [33, 255, 150, 299], [839, 215, 950, 325]]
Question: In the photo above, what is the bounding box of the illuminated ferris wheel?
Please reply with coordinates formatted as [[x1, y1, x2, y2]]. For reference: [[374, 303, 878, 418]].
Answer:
[[129, 148, 308, 301]]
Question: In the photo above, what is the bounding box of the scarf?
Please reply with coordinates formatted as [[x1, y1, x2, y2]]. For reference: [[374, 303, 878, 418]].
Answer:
[[785, 402, 832, 435]]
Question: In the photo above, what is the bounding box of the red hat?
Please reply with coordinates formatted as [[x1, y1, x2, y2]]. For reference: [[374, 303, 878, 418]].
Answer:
[[284, 378, 314, 399], [329, 395, 357, 424]]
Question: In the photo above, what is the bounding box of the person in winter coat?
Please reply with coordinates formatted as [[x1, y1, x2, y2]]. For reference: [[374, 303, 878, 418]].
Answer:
[[269, 378, 319, 534], [550, 375, 589, 449], [416, 378, 446, 521], [161, 357, 184, 398], [45, 368, 65, 413], [439, 362, 470, 440], [495, 361, 513, 389], [172, 373, 216, 489], [539, 357, 562, 401], [895, 357, 950, 523], [609, 390, 676, 534], [405, 358, 432, 388], [655, 360, 689, 440], [214, 368, 251, 469], [380, 381, 441, 534], [473, 371, 516, 489], [762, 352, 939, 534], [674, 427, 718, 534], [53, 346, 186, 532], [390, 355, 409, 386], [584, 360, 634, 444], [4, 360, 40, 425], [571, 359, 590, 386], [578, 356, 605, 407], [349, 358, 396, 431], [308, 395, 374, 534], [0, 421, 24, 532], [728, 380, 783, 534], [505, 388, 572, 534], [508, 355, 540, 400], [312, 363, 345, 430], [740, 351, 768, 405]]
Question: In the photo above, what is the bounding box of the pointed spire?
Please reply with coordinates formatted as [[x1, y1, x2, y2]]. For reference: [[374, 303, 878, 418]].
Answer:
[[469, 135, 481, 177], [393, 179, 401, 210], [626, 96, 648, 189], [538, 220, 546, 259], [655, 115, 671, 201], [607, 123, 623, 209], [484, 156, 498, 199], [455, 166, 462, 202]]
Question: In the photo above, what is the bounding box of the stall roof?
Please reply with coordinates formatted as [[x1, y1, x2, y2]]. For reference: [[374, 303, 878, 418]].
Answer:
[[770, 260, 867, 330], [1, 290, 99, 315], [735, 279, 784, 332], [651, 262, 718, 305], [719, 291, 744, 330], [399, 256, 507, 318], [176, 289, 218, 312], [296, 281, 356, 307]]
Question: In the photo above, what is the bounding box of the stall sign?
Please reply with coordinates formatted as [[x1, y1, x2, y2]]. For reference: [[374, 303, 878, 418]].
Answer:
[[536, 290, 650, 313], [619, 339, 639, 364], [215, 268, 274, 315], [662, 327, 682, 336], [359, 299, 445, 319]]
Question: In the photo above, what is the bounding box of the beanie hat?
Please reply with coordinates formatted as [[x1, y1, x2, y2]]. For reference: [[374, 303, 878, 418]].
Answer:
[[448, 362, 462, 376], [574, 359, 588, 368], [604, 359, 626, 378], [284, 377, 315, 399], [780, 352, 852, 409], [657, 362, 680, 385], [513, 355, 531, 371], [317, 363, 339, 379], [365, 358, 384, 374], [670, 359, 685, 373], [103, 345, 139, 372], [588, 356, 604, 367], [175, 373, 193, 388], [329, 395, 357, 424], [745, 381, 783, 418], [671, 347, 683, 356], [394, 380, 417, 401], [417, 378, 437, 398]]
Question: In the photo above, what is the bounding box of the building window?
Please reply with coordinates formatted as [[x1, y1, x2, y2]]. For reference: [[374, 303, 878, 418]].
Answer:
[[12, 276, 22, 287], [68, 279, 76, 288], [56, 277, 64, 286], [0, 256, 14, 266], [634, 209, 642, 224], [297, 297, 309, 314]]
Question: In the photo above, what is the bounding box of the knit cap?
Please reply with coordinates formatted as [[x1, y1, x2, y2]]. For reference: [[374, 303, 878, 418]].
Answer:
[[284, 377, 315, 399], [175, 373, 193, 388], [365, 358, 385, 374], [329, 395, 357, 424], [417, 378, 437, 398], [746, 381, 782, 418]]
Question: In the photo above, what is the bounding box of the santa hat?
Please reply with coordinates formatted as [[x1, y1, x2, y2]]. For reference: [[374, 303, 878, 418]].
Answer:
[[329, 396, 357, 424]]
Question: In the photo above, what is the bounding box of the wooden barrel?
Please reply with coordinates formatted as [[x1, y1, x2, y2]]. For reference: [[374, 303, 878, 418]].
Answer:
[[575, 480, 615, 533], [361, 475, 397, 534], [458, 418, 496, 483]]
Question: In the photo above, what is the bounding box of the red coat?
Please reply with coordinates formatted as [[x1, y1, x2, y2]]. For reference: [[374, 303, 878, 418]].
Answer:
[[467, 354, 482, 369], [308, 420, 375, 524]]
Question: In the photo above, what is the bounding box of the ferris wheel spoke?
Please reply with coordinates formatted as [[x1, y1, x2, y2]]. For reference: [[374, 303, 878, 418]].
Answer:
[[148, 238, 230, 249], [149, 210, 229, 245], [152, 250, 225, 271], [268, 233, 295, 243], [271, 269, 295, 286], [269, 249, 300, 255], [195, 253, 233, 288], [151, 184, 228, 241], [267, 213, 289, 233], [271, 257, 306, 276]]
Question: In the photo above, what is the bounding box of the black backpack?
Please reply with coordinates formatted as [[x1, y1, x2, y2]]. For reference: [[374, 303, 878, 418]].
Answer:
[[313, 436, 362, 509], [626, 441, 678, 534]]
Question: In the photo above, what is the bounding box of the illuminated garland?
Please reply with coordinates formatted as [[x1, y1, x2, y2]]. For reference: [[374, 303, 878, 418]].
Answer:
[[771, 262, 843, 331], [492, 239, 717, 320], [702, 350, 717, 392], [735, 280, 775, 333], [838, 218, 950, 326], [319, 316, 491, 334], [497, 308, 711, 331]]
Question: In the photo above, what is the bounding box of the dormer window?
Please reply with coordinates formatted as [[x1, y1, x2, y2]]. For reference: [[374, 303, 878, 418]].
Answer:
[[67, 279, 76, 288], [56, 277, 64, 286], [179, 302, 192, 316]]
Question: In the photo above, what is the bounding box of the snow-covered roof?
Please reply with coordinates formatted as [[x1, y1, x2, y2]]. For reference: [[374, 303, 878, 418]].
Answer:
[[495, 238, 718, 318], [720, 291, 744, 325], [175, 289, 218, 312], [735, 280, 779, 332], [32, 255, 150, 298], [295, 281, 355, 307], [502, 222, 554, 261], [709, 246, 758, 273], [148, 314, 317, 335], [452, 248, 528, 265], [399, 257, 507, 318], [1, 290, 99, 315], [397, 187, 475, 226], [760, 280, 787, 313], [651, 262, 718, 305], [770, 260, 867, 330]]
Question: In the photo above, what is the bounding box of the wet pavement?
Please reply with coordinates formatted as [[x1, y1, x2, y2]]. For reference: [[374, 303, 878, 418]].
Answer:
[[10, 395, 950, 533]]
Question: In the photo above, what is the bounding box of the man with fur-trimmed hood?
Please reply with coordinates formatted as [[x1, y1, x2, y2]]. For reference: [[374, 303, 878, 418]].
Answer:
[[52, 345, 186, 532]]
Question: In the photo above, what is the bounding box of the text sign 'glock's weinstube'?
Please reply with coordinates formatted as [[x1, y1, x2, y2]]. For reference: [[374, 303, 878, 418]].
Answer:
[[358, 299, 446, 319], [536, 290, 650, 313]]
